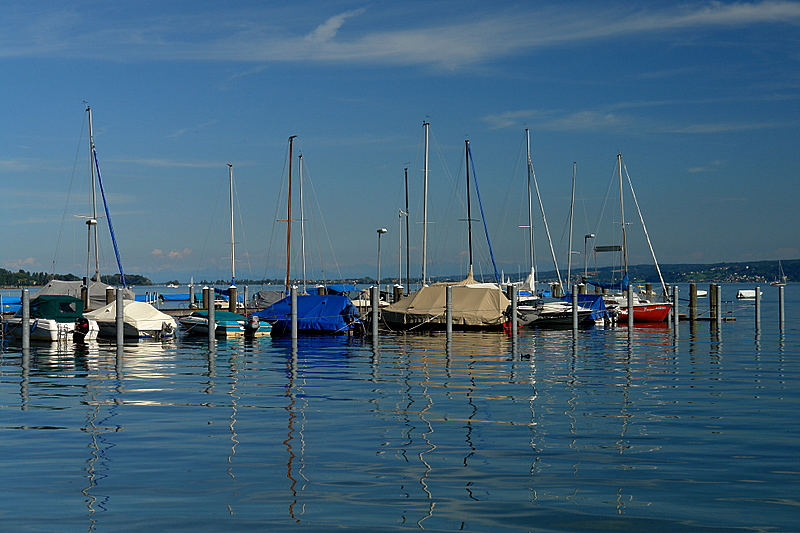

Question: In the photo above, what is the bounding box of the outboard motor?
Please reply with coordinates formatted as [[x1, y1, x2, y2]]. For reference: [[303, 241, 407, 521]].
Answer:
[[73, 317, 90, 343], [244, 315, 261, 337]]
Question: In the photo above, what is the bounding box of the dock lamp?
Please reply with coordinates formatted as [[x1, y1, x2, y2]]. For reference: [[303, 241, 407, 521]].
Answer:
[[584, 233, 596, 278], [377, 228, 388, 293]]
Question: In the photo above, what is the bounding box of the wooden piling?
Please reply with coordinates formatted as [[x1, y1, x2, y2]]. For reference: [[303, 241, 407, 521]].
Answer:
[[446, 285, 453, 339], [21, 289, 30, 351], [228, 286, 237, 313], [116, 288, 124, 346], [689, 283, 697, 321]]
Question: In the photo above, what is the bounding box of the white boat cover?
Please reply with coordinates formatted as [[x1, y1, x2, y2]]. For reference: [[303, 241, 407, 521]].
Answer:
[[35, 279, 135, 309], [85, 300, 177, 332]]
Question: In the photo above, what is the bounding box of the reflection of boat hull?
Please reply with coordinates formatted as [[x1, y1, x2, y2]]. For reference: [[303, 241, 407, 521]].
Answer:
[[617, 303, 672, 323], [4, 317, 100, 341]]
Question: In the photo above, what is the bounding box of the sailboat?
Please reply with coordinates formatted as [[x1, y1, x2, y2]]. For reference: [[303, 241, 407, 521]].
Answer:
[[587, 153, 672, 323], [770, 260, 788, 286], [512, 130, 604, 328], [180, 163, 269, 337], [382, 138, 510, 330], [254, 137, 362, 335]]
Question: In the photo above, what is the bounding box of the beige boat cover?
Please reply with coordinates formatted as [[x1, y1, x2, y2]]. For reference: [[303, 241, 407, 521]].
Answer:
[[383, 281, 510, 329]]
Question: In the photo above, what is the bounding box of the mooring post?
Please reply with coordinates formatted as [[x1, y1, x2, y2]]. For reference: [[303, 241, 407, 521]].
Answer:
[[709, 284, 717, 321], [779, 285, 785, 328], [715, 284, 722, 328], [202, 286, 210, 311], [106, 287, 115, 306], [81, 278, 89, 311], [228, 285, 237, 314], [645, 283, 652, 299], [207, 289, 215, 345], [291, 286, 299, 340], [116, 288, 124, 346], [243, 286, 248, 315], [370, 285, 378, 338], [672, 285, 679, 332], [445, 284, 453, 339], [189, 281, 195, 307], [572, 284, 579, 331], [627, 284, 634, 329], [21, 288, 30, 351], [755, 286, 761, 331], [511, 286, 518, 341], [689, 283, 697, 321]]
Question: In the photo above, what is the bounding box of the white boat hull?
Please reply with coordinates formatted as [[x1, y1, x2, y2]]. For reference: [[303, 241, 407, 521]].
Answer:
[[4, 317, 99, 341]]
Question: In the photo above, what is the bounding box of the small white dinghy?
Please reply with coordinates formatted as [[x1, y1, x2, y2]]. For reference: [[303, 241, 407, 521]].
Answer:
[[736, 289, 763, 299]]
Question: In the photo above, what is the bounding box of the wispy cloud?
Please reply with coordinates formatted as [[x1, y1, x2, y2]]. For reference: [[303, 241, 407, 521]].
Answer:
[[152, 248, 192, 260], [2, 2, 799, 68], [166, 120, 219, 139], [688, 160, 725, 173]]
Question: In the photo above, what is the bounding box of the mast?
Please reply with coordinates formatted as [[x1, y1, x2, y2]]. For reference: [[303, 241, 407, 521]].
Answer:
[[525, 129, 535, 292], [567, 161, 576, 288], [228, 162, 236, 287], [421, 121, 429, 286], [285, 135, 297, 292], [86, 105, 100, 283], [299, 153, 307, 294], [465, 139, 474, 278], [618, 153, 629, 276], [404, 167, 410, 293], [529, 132, 563, 289]]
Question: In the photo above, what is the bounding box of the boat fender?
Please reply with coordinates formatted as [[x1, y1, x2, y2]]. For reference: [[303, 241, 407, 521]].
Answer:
[[73, 317, 90, 343], [161, 321, 174, 337]]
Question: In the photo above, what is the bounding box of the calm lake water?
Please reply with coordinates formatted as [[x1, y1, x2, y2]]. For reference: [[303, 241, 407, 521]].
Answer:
[[1, 283, 798, 531]]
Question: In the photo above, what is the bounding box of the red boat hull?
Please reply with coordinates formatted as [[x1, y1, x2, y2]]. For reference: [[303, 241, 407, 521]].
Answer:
[[618, 303, 672, 323]]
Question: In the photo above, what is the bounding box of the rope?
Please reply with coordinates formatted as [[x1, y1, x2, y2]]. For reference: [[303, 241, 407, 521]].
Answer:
[[92, 148, 126, 287], [467, 145, 500, 284]]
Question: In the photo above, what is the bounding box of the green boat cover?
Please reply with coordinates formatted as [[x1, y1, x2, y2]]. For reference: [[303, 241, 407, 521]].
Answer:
[[26, 295, 85, 323]]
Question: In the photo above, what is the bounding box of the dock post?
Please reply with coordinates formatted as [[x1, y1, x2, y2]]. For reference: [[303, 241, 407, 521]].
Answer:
[[572, 284, 579, 331], [511, 286, 518, 341], [689, 283, 697, 321], [627, 284, 634, 329], [116, 288, 124, 346], [715, 284, 722, 328], [81, 277, 89, 310], [645, 283, 652, 299], [243, 286, 248, 315], [106, 287, 115, 305], [672, 285, 679, 332], [228, 285, 237, 313], [291, 286, 299, 340], [779, 285, 785, 328], [189, 281, 195, 307], [709, 284, 717, 321], [207, 290, 215, 345], [755, 286, 761, 331], [21, 289, 30, 351], [370, 285, 378, 338], [445, 285, 453, 339]]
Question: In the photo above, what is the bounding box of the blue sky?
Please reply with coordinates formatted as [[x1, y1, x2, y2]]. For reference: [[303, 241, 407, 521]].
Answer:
[[1, 0, 798, 283]]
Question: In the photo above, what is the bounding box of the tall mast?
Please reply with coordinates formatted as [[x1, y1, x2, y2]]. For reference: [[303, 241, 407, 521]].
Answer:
[[285, 135, 297, 292], [618, 153, 628, 275], [404, 167, 410, 292], [567, 161, 576, 288], [465, 140, 474, 278], [228, 162, 236, 287], [299, 153, 307, 294], [86, 105, 100, 283], [525, 129, 535, 292], [421, 121, 429, 286], [529, 131, 563, 289]]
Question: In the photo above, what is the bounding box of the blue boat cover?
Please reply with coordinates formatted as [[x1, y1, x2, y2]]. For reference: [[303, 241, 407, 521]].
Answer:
[[253, 294, 360, 335], [584, 273, 629, 291], [159, 293, 192, 302], [559, 293, 608, 320]]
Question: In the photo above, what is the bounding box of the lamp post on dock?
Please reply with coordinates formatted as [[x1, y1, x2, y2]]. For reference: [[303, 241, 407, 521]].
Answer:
[[584, 233, 595, 279], [376, 228, 388, 295]]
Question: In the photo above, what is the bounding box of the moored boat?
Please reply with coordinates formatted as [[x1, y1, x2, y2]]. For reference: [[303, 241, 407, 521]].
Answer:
[[84, 300, 177, 339], [4, 295, 99, 342]]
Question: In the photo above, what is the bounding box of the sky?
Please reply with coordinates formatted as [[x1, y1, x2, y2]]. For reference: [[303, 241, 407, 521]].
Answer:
[[1, 0, 798, 283]]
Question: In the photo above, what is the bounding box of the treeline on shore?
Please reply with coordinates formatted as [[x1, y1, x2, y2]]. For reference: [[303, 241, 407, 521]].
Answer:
[[0, 268, 151, 288]]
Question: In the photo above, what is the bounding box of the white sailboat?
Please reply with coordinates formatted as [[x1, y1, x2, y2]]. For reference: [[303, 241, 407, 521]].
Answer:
[[770, 260, 787, 286]]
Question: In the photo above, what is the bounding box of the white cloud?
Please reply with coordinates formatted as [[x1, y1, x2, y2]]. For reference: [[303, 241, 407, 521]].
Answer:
[[2, 2, 799, 68]]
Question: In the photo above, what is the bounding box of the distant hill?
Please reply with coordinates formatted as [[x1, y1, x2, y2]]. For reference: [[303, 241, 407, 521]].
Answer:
[[422, 259, 798, 286]]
